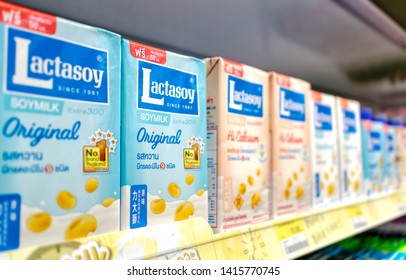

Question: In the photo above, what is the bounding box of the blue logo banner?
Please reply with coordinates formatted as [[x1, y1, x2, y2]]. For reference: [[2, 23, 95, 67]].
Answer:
[[6, 28, 108, 103], [314, 103, 332, 131], [279, 87, 306, 122], [227, 75, 263, 117], [369, 131, 382, 152], [137, 60, 199, 116], [343, 109, 357, 134]]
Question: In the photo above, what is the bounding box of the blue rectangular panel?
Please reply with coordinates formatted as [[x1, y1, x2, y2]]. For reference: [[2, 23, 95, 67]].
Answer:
[[137, 60, 199, 116], [343, 109, 357, 134], [314, 103, 332, 131], [387, 134, 394, 152], [129, 185, 147, 229], [279, 87, 306, 122], [369, 131, 382, 152], [344, 170, 348, 192], [6, 28, 108, 103], [315, 173, 320, 198], [0, 194, 21, 252], [227, 75, 263, 117]]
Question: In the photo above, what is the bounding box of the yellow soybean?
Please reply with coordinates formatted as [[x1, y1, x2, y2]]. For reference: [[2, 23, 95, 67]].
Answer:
[[174, 202, 195, 221], [168, 182, 181, 198], [65, 214, 97, 240], [27, 212, 52, 233], [85, 178, 99, 193], [185, 173, 194, 185], [57, 190, 77, 210], [102, 197, 115, 207], [150, 198, 166, 214]]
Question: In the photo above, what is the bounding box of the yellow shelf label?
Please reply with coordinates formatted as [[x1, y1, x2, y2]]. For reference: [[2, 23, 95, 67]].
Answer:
[[346, 205, 367, 229], [365, 201, 380, 223], [275, 219, 309, 256], [275, 219, 306, 240], [391, 193, 406, 214]]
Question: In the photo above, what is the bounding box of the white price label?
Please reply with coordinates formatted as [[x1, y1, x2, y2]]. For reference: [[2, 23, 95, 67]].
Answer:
[[397, 203, 405, 213], [351, 216, 367, 229], [280, 233, 309, 256]]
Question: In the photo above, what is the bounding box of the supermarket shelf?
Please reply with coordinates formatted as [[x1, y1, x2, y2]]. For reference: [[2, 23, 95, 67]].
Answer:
[[2, 190, 406, 260], [213, 190, 406, 260]]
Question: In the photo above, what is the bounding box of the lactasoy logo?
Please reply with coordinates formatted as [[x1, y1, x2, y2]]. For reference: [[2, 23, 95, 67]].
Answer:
[[387, 133, 394, 152], [6, 27, 109, 103], [137, 60, 199, 115], [228, 75, 263, 117], [369, 131, 382, 152], [279, 87, 306, 122], [314, 103, 332, 131], [343, 109, 357, 134]]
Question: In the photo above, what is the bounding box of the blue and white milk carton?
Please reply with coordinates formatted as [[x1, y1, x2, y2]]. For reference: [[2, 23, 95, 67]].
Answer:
[[310, 91, 340, 209], [374, 114, 391, 193], [0, 1, 121, 251], [121, 40, 207, 230], [385, 116, 398, 191], [336, 97, 364, 202], [390, 118, 404, 190], [372, 114, 386, 195], [361, 108, 383, 196]]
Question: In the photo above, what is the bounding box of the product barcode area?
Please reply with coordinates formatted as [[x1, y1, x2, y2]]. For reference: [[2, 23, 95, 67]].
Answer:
[[352, 217, 367, 229], [397, 203, 405, 212], [281, 234, 310, 256]]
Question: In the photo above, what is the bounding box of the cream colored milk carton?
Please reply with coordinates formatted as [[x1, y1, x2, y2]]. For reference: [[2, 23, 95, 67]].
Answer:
[[336, 97, 364, 202], [206, 58, 271, 233], [309, 91, 340, 209], [269, 73, 312, 217]]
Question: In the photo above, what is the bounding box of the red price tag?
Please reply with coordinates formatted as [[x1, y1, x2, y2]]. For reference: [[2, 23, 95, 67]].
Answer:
[[311, 90, 322, 103], [0, 1, 56, 34], [339, 97, 349, 109], [276, 73, 291, 88], [383, 123, 388, 133], [223, 58, 243, 77], [129, 41, 167, 64], [363, 119, 372, 131]]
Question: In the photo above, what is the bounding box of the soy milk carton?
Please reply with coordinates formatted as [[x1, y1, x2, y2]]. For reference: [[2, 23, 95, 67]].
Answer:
[[0, 2, 121, 251], [121, 41, 207, 230], [384, 117, 398, 191], [373, 114, 389, 194], [309, 91, 340, 209], [390, 118, 405, 189], [206, 58, 271, 233], [336, 98, 363, 201], [269, 73, 312, 217], [361, 108, 383, 196], [401, 122, 406, 189]]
